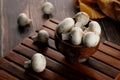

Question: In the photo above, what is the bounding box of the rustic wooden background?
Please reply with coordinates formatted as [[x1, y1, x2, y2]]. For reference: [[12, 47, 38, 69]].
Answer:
[[0, 0, 120, 56]]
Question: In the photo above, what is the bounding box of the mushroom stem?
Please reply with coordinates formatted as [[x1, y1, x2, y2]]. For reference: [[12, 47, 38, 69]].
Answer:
[[24, 60, 31, 68]]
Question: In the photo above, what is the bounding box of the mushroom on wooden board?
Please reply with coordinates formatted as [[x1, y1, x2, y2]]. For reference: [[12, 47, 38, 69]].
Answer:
[[24, 53, 46, 73]]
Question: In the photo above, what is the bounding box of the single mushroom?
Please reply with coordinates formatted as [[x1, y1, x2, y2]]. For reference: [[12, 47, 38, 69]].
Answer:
[[56, 17, 75, 34], [17, 13, 32, 26], [33, 30, 49, 44], [42, 1, 54, 15], [87, 21, 101, 36], [70, 27, 83, 45], [74, 12, 89, 29], [83, 32, 100, 47], [24, 53, 46, 73], [31, 53, 46, 72]]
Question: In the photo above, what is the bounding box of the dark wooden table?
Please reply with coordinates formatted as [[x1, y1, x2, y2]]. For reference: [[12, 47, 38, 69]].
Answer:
[[0, 0, 120, 80], [0, 18, 119, 80]]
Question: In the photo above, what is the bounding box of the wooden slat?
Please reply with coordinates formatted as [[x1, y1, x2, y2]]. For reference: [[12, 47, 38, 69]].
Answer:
[[92, 51, 120, 70], [0, 58, 35, 80], [87, 57, 120, 78], [104, 41, 120, 51], [5, 51, 29, 68], [43, 19, 58, 31], [48, 39, 56, 50], [99, 43, 120, 60], [49, 18, 60, 24], [21, 38, 113, 80], [0, 70, 19, 80]]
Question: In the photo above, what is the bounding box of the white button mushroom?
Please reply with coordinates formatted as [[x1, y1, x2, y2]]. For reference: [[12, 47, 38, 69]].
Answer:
[[70, 27, 83, 45], [34, 30, 49, 43], [56, 18, 75, 34], [24, 53, 46, 73], [88, 21, 101, 36], [42, 2, 54, 15], [83, 32, 100, 47], [31, 53, 46, 73], [74, 12, 89, 28], [17, 13, 32, 26]]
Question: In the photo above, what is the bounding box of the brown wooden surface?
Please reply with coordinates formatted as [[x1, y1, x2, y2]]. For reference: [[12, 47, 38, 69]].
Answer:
[[0, 19, 119, 80], [0, 0, 120, 80], [0, 0, 120, 55]]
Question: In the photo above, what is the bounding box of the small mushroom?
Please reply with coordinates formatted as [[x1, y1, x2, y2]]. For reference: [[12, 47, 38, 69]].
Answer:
[[70, 27, 83, 45], [17, 13, 32, 26], [74, 12, 89, 29], [88, 21, 101, 35], [24, 53, 46, 73], [83, 32, 100, 47], [42, 2, 54, 15], [56, 18, 75, 34], [31, 53, 46, 73], [34, 30, 49, 43]]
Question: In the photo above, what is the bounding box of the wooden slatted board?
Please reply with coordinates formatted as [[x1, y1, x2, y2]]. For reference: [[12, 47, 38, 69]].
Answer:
[[0, 19, 120, 80]]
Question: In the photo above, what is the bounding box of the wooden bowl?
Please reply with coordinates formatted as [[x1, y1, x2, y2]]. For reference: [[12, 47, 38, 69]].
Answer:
[[55, 31, 99, 64]]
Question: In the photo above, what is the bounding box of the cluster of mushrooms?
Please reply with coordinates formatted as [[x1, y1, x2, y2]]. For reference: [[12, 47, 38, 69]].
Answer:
[[17, 1, 101, 73], [56, 12, 101, 47]]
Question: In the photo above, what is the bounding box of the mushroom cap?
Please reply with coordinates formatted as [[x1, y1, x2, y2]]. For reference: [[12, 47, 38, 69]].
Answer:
[[56, 18, 75, 34], [70, 27, 83, 45], [31, 53, 46, 73], [88, 21, 101, 35], [75, 21, 87, 31], [37, 30, 49, 43], [74, 12, 90, 26], [42, 2, 54, 14], [18, 13, 31, 26], [83, 32, 100, 47]]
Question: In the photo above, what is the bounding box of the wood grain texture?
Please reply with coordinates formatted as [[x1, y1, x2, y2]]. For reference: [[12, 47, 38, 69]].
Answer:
[[0, 70, 19, 80]]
